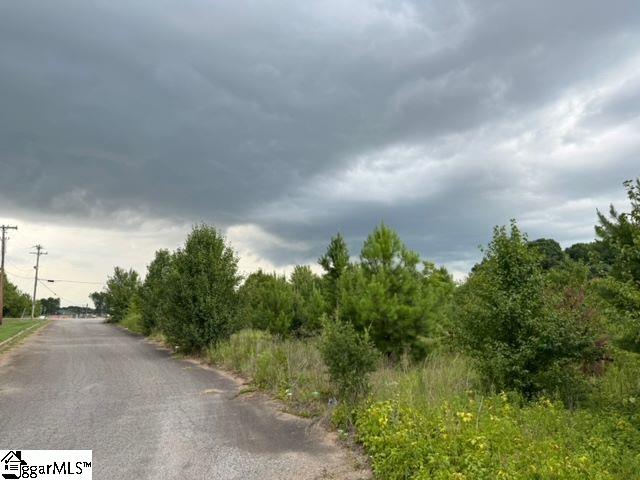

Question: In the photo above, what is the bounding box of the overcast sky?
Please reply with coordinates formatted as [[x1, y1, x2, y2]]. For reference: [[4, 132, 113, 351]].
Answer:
[[1, 0, 639, 306]]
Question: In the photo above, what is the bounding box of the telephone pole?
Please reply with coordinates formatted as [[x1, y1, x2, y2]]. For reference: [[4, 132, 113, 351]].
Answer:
[[0, 225, 18, 326], [30, 244, 47, 319]]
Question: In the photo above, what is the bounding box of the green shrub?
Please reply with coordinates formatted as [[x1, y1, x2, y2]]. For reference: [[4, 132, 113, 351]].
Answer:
[[588, 347, 640, 423], [319, 318, 379, 403], [1, 274, 32, 318], [120, 294, 145, 334], [235, 270, 295, 336], [595, 178, 640, 285], [592, 276, 640, 352], [455, 222, 600, 398], [357, 394, 640, 480], [164, 224, 240, 352]]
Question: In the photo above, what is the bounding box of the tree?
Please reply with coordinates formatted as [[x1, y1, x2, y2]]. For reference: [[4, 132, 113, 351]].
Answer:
[[339, 223, 430, 358], [319, 233, 350, 310], [592, 179, 640, 351], [164, 225, 240, 352], [140, 249, 173, 335], [290, 265, 327, 336], [40, 297, 60, 315], [528, 238, 565, 270], [90, 291, 108, 316], [236, 270, 295, 336], [103, 267, 141, 323], [420, 262, 456, 347], [1, 273, 31, 318], [596, 178, 640, 285], [455, 222, 600, 398], [564, 241, 615, 278]]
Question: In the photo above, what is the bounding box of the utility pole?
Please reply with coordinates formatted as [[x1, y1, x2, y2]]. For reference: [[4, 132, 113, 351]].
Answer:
[[0, 225, 18, 326], [30, 244, 47, 319]]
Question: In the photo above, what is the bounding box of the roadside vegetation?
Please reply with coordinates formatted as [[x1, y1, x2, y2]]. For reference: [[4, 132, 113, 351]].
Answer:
[[96, 179, 640, 479], [0, 317, 41, 343], [1, 273, 41, 318]]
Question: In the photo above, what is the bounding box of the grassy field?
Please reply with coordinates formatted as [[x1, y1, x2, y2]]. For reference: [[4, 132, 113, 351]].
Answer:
[[0, 318, 42, 343], [208, 329, 640, 480]]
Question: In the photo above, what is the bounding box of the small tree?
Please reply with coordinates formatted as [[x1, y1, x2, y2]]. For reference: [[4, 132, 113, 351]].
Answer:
[[593, 179, 640, 351], [319, 318, 378, 402], [2, 273, 31, 318], [596, 178, 640, 285], [564, 241, 614, 278], [455, 221, 599, 398], [165, 225, 240, 352], [419, 262, 456, 350], [340, 223, 429, 358], [235, 270, 295, 336], [140, 249, 174, 335], [290, 265, 326, 336], [319, 233, 350, 310], [40, 297, 60, 316], [90, 291, 108, 316], [104, 267, 141, 323], [528, 238, 565, 270]]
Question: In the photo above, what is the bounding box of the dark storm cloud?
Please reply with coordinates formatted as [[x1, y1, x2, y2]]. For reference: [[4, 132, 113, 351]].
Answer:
[[1, 0, 639, 273]]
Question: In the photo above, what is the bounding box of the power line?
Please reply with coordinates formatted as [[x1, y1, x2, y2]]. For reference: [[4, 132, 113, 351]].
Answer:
[[5, 260, 33, 274], [37, 280, 86, 307], [42, 278, 103, 285], [7, 270, 100, 308], [6, 270, 103, 285], [4, 270, 32, 280]]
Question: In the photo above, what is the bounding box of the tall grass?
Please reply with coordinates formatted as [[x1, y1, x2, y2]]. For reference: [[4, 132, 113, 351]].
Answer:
[[207, 329, 331, 416], [206, 329, 640, 479], [370, 353, 478, 410], [588, 347, 640, 416]]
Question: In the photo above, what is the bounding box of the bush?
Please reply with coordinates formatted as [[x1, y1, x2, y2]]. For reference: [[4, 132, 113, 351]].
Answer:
[[319, 318, 379, 403], [455, 222, 600, 398], [1, 273, 32, 318], [592, 276, 640, 352], [588, 347, 640, 422], [164, 225, 240, 352], [235, 270, 295, 336], [120, 294, 145, 334]]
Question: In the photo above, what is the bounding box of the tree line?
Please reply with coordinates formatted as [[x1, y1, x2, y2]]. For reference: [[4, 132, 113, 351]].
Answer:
[[1, 273, 35, 317], [94, 178, 640, 402]]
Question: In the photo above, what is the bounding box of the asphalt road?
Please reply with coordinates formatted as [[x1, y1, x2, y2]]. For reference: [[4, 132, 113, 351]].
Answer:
[[0, 318, 365, 479]]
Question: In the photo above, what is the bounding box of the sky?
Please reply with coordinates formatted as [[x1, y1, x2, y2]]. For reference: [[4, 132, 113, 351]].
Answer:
[[1, 0, 639, 306]]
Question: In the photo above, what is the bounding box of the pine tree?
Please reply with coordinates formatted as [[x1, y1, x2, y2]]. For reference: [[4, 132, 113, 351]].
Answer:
[[318, 233, 350, 310]]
